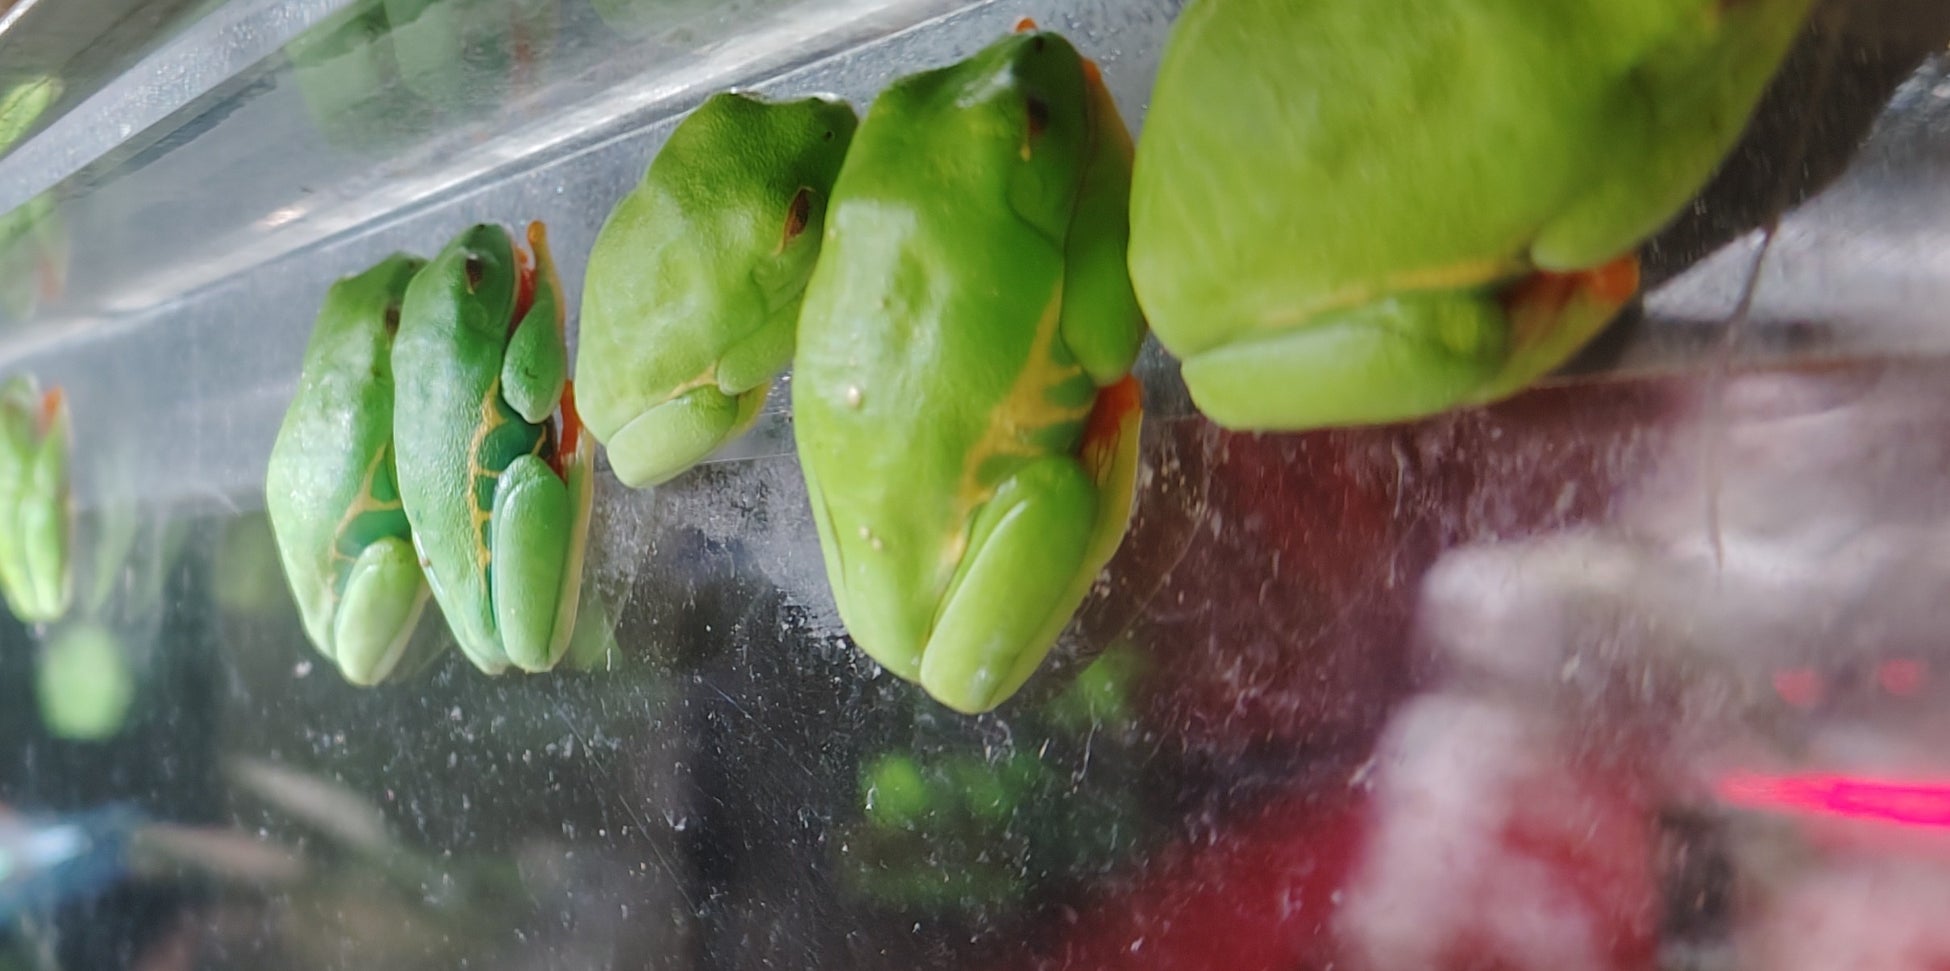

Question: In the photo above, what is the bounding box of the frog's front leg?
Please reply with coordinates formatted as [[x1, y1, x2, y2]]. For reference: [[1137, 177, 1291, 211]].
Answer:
[[501, 223, 568, 424], [488, 453, 582, 671], [603, 312, 791, 489], [919, 457, 1099, 713], [332, 537, 432, 684]]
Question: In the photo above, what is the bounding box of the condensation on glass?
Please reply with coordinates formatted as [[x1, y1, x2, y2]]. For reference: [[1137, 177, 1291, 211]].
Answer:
[[0, 0, 1947, 968]]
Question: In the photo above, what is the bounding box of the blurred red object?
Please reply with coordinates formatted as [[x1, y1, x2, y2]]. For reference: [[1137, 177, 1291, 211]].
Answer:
[[1338, 694, 1661, 971], [1018, 787, 1366, 971], [1131, 428, 1429, 758], [1129, 378, 1680, 758]]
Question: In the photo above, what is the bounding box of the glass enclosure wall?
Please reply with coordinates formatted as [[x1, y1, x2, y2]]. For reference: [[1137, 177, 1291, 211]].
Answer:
[[1, 0, 1949, 968]]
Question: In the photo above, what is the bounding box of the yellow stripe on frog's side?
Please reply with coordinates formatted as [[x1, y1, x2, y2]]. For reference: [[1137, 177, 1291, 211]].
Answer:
[[943, 287, 1093, 569], [328, 447, 402, 562], [464, 377, 523, 573], [1258, 256, 1528, 332], [324, 446, 405, 612], [661, 363, 721, 402]]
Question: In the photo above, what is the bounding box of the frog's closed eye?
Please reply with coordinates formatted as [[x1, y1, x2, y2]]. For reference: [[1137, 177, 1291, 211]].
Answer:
[[383, 303, 402, 335], [1024, 95, 1050, 140], [782, 187, 813, 248], [463, 255, 487, 292]]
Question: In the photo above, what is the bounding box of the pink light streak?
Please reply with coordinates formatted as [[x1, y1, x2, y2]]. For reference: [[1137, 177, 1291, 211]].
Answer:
[[1717, 772, 1950, 829]]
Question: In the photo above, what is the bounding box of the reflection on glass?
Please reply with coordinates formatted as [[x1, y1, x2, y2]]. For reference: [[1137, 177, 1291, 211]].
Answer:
[[0, 196, 67, 326], [839, 646, 1151, 915], [586, 0, 785, 43], [0, 375, 71, 626], [283, 0, 560, 152], [0, 78, 62, 156], [284, 0, 435, 153], [384, 0, 559, 111], [36, 622, 134, 741]]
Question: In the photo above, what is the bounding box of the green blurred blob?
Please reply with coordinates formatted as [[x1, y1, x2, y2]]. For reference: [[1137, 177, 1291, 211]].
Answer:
[[0, 76, 60, 152], [214, 513, 285, 615], [37, 621, 134, 740], [860, 753, 932, 830], [1044, 642, 1142, 734]]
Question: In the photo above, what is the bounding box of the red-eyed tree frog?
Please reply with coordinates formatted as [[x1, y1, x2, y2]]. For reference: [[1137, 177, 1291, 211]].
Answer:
[[266, 255, 441, 684], [577, 91, 857, 488], [792, 25, 1146, 715], [391, 222, 594, 675], [1128, 0, 1815, 430]]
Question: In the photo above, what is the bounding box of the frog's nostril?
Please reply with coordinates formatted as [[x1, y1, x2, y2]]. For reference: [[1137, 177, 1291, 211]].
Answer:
[[463, 256, 486, 291], [383, 303, 402, 335]]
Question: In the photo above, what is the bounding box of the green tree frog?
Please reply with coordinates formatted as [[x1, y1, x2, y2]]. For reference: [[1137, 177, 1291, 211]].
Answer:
[[792, 25, 1146, 715], [392, 221, 594, 675], [265, 255, 439, 685], [0, 373, 72, 624], [1128, 0, 1814, 430], [578, 91, 857, 488]]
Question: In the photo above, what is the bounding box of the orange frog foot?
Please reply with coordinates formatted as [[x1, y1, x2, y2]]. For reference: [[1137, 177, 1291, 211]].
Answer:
[[1079, 373, 1142, 486], [1500, 254, 1641, 348], [38, 386, 64, 431], [548, 381, 583, 481], [1504, 255, 1640, 316]]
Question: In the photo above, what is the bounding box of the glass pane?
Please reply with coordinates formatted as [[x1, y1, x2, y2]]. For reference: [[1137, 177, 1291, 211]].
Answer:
[[0, 1, 1947, 969]]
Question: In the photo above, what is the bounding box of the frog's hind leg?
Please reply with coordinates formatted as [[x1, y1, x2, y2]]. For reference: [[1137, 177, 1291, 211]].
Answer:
[[919, 457, 1101, 715], [604, 383, 768, 489], [490, 454, 582, 672], [1179, 292, 1512, 431]]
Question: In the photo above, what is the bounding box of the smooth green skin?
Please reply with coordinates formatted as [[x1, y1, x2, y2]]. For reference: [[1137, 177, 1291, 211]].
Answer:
[[0, 374, 71, 624], [392, 224, 594, 675], [793, 30, 1146, 715], [1129, 0, 1815, 431], [265, 256, 436, 685], [578, 91, 858, 488]]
